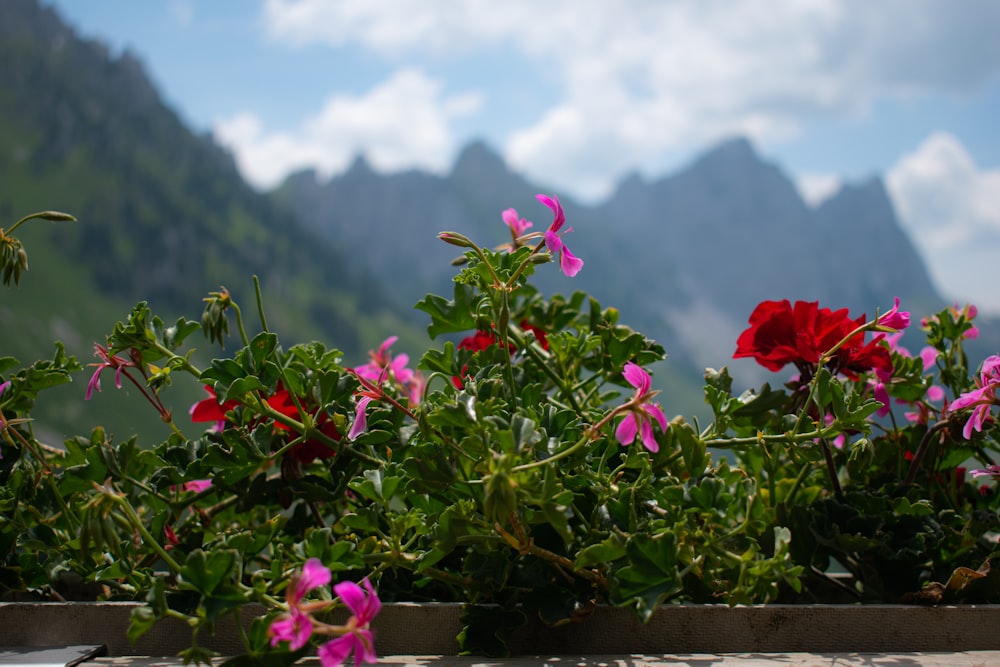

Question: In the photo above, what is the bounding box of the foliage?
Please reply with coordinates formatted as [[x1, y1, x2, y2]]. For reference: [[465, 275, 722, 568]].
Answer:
[[1, 200, 999, 665]]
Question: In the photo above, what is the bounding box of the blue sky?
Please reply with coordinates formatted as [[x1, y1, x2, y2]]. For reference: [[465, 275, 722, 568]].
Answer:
[[43, 0, 1000, 313]]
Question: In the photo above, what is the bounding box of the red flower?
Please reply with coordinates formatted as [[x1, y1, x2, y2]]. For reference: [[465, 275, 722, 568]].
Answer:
[[452, 321, 550, 389], [190, 385, 338, 465], [190, 385, 240, 431], [458, 328, 499, 352], [734, 300, 891, 380], [267, 388, 339, 464]]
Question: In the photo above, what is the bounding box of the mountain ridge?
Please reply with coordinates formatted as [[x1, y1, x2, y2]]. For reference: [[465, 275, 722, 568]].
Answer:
[[0, 0, 417, 438], [4, 0, 996, 436]]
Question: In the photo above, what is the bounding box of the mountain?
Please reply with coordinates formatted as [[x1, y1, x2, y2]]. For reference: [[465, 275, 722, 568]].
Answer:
[[277, 135, 971, 404], [3, 0, 994, 436], [0, 0, 416, 439]]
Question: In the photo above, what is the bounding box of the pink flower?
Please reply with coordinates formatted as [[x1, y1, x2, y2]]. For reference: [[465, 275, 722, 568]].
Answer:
[[614, 362, 668, 453], [348, 395, 375, 441], [354, 337, 412, 385], [269, 559, 333, 650], [317, 578, 381, 667], [971, 464, 1000, 479], [352, 337, 423, 407], [183, 479, 213, 493], [536, 194, 565, 232], [949, 355, 1000, 439], [537, 194, 583, 277], [877, 296, 910, 331], [919, 346, 939, 372], [85, 344, 136, 400], [501, 207, 533, 239], [874, 381, 891, 418], [270, 609, 314, 651]]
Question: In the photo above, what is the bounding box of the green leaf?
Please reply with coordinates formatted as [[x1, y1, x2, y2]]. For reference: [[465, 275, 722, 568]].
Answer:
[[891, 497, 934, 517], [227, 376, 265, 399], [180, 549, 239, 595], [414, 284, 479, 338], [574, 534, 627, 569], [612, 532, 682, 621], [249, 332, 279, 371]]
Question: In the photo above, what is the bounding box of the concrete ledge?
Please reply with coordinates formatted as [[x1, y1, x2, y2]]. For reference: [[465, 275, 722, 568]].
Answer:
[[5, 602, 1000, 656]]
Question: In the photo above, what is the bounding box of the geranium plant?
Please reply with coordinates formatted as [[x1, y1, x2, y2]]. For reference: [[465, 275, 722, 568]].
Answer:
[[1, 198, 999, 665]]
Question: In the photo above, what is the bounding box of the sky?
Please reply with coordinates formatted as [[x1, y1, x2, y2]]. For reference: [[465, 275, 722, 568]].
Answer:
[[43, 0, 1000, 314]]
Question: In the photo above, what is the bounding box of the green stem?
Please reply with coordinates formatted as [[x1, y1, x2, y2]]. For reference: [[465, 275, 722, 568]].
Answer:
[[819, 438, 843, 499], [497, 290, 518, 410], [253, 275, 270, 332], [230, 301, 250, 348], [6, 210, 75, 235], [783, 462, 813, 507], [511, 403, 632, 473], [108, 490, 182, 574], [507, 237, 547, 286], [703, 428, 828, 448], [903, 419, 952, 486]]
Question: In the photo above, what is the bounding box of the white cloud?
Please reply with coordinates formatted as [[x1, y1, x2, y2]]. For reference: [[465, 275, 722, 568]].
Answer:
[[796, 173, 843, 207], [214, 68, 483, 189], [260, 0, 1000, 200], [887, 132, 1000, 314]]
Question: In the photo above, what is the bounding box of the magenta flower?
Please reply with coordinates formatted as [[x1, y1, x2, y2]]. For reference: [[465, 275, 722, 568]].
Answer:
[[354, 337, 413, 385], [971, 464, 1000, 479], [352, 337, 423, 407], [614, 362, 668, 453], [536, 194, 565, 232], [949, 355, 1000, 439], [85, 343, 136, 400], [877, 296, 910, 331], [537, 193, 583, 277], [348, 395, 375, 441], [269, 558, 333, 651], [270, 609, 314, 652], [920, 346, 939, 371], [183, 479, 213, 493], [874, 381, 892, 418], [501, 207, 533, 239], [317, 578, 381, 667]]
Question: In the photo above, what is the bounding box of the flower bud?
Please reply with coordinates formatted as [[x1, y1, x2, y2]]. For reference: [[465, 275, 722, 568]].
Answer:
[[438, 231, 475, 248], [34, 211, 77, 222], [484, 470, 519, 525]]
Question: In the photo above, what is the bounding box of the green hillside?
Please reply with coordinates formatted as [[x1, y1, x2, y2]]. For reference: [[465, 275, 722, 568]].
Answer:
[[0, 0, 419, 440]]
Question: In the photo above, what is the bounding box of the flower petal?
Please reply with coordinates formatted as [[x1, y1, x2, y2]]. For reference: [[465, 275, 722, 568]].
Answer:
[[536, 193, 565, 232], [615, 413, 638, 446], [544, 229, 563, 254], [333, 580, 367, 617], [639, 418, 659, 453], [348, 396, 374, 440], [299, 558, 333, 595], [559, 244, 584, 277], [318, 635, 355, 667], [622, 362, 651, 394]]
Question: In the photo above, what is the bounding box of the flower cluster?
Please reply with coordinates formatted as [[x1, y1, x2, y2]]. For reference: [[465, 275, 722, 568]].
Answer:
[[190, 383, 341, 466], [950, 355, 1000, 439], [269, 559, 381, 667], [733, 299, 894, 380], [3, 195, 1000, 665]]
